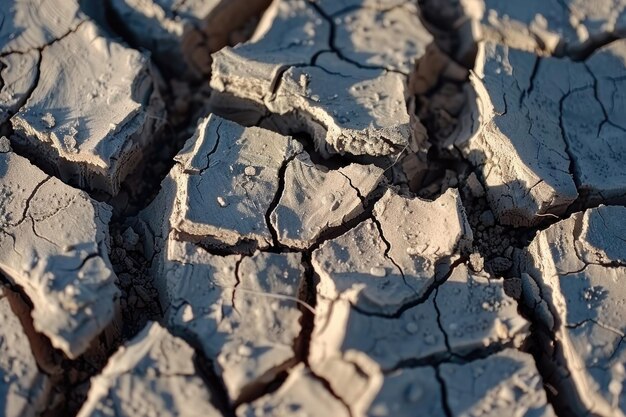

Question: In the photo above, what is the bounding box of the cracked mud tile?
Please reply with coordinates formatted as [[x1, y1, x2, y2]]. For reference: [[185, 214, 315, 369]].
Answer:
[[440, 349, 556, 417], [4, 10, 165, 194], [0, 150, 120, 358], [108, 0, 271, 77], [421, 0, 626, 60], [77, 322, 222, 417], [0, 0, 84, 54], [309, 261, 528, 415], [270, 152, 384, 249], [210, 0, 432, 158], [313, 188, 472, 315], [159, 238, 305, 404], [521, 205, 626, 417], [456, 40, 626, 227], [0, 286, 50, 417], [171, 114, 301, 251], [139, 114, 385, 253], [236, 364, 350, 417]]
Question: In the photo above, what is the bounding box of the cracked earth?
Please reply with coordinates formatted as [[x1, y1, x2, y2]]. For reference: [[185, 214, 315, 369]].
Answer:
[[0, 0, 625, 416]]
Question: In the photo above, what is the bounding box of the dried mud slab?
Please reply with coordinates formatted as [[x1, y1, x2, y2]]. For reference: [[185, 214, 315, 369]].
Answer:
[[457, 40, 626, 227], [440, 349, 556, 417], [236, 364, 350, 417], [0, 150, 119, 358], [8, 19, 165, 195], [77, 321, 222, 417], [0, 0, 83, 54], [210, 0, 433, 157], [307, 191, 528, 415], [310, 263, 529, 415], [159, 114, 302, 251], [420, 0, 626, 62], [270, 152, 383, 249], [521, 205, 626, 417], [313, 188, 472, 314], [0, 286, 50, 417], [108, 0, 271, 76], [140, 114, 383, 252], [161, 239, 306, 404]]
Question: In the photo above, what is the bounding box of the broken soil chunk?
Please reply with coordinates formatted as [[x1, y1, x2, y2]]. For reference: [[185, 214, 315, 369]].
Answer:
[[440, 349, 556, 417], [210, 0, 432, 157], [0, 151, 119, 358], [141, 114, 384, 253], [0, 287, 50, 417], [309, 263, 528, 413], [420, 0, 626, 62], [270, 152, 383, 249], [0, 0, 83, 54], [313, 188, 472, 314], [9, 20, 165, 195], [328, 1, 432, 74], [236, 364, 350, 417], [161, 238, 305, 404], [171, 114, 302, 251], [108, 0, 271, 76], [77, 322, 222, 417], [459, 40, 626, 226], [522, 206, 626, 417]]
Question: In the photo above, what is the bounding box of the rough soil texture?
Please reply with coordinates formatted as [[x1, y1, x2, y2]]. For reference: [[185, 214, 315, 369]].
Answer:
[[0, 0, 625, 416]]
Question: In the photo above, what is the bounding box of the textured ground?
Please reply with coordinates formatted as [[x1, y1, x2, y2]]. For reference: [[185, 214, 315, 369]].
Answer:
[[0, 0, 625, 416]]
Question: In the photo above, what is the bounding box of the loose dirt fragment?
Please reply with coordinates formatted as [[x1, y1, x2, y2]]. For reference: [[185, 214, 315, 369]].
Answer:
[[313, 188, 472, 314], [440, 349, 556, 417], [521, 205, 626, 417], [108, 0, 271, 77], [456, 40, 626, 226], [0, 286, 50, 417], [77, 322, 222, 417], [309, 260, 528, 415], [210, 0, 433, 158], [0, 151, 119, 358], [236, 364, 350, 417], [162, 239, 305, 404], [7, 16, 165, 194]]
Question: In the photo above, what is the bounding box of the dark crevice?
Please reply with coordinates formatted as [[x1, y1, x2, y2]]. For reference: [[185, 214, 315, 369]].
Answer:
[[350, 256, 467, 319], [265, 150, 302, 249], [309, 371, 355, 417], [193, 348, 238, 417], [435, 366, 453, 417]]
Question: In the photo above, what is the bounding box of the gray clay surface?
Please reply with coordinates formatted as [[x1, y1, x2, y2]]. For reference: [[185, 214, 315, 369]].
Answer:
[[0, 150, 119, 358], [108, 0, 271, 76], [1, 0, 626, 415], [456, 40, 626, 226], [209, 0, 433, 157], [0, 287, 50, 417], [522, 206, 626, 417], [77, 321, 222, 417]]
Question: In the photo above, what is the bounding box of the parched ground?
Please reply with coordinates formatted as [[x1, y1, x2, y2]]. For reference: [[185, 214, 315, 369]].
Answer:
[[0, 0, 625, 416]]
